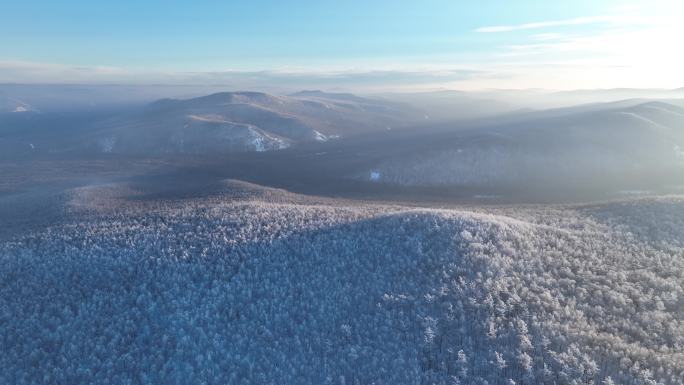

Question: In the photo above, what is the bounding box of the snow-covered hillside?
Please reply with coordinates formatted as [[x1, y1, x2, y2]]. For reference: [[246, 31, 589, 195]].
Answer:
[[83, 91, 420, 154], [1, 183, 682, 385]]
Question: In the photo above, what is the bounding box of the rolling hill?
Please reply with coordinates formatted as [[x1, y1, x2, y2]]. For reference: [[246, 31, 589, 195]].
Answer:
[[365, 101, 684, 189], [1, 181, 682, 385], [82, 91, 422, 154]]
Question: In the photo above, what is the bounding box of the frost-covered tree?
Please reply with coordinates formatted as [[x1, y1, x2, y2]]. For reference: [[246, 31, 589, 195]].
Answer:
[[0, 184, 682, 384]]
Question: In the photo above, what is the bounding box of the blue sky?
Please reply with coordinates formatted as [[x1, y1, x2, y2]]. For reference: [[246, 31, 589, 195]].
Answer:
[[1, 0, 682, 90]]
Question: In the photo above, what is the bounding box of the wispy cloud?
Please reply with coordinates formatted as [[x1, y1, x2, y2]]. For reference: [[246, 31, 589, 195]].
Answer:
[[475, 15, 642, 33], [0, 60, 129, 83], [530, 33, 574, 41]]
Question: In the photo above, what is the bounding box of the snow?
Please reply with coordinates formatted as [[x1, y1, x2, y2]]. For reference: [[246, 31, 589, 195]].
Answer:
[[249, 128, 268, 152], [615, 111, 670, 130], [313, 130, 328, 142], [187, 114, 227, 123], [370, 170, 382, 181], [13, 106, 28, 113], [99, 137, 115, 153], [247, 126, 289, 152], [1, 186, 683, 385]]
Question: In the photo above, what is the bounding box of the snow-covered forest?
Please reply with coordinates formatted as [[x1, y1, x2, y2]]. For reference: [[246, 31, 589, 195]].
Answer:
[[1, 183, 682, 385], [4, 1, 684, 383]]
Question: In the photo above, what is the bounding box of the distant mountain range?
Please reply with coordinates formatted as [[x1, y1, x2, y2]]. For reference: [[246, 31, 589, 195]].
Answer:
[[367, 101, 684, 188], [2, 87, 684, 195], [0, 90, 424, 156], [84, 91, 423, 154], [379, 87, 684, 121]]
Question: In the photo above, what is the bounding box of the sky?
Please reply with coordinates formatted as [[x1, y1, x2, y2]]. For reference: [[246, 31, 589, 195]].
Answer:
[[1, 0, 682, 91]]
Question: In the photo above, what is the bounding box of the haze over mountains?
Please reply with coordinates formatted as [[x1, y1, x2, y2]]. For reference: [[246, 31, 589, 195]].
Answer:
[[0, 88, 422, 155], [87, 91, 421, 154], [369, 101, 684, 189], [2, 84, 684, 201], [376, 87, 684, 121]]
